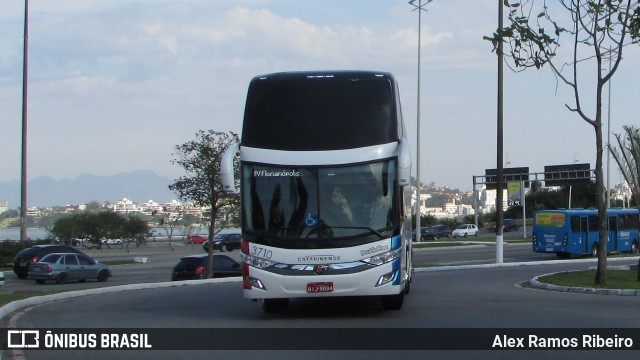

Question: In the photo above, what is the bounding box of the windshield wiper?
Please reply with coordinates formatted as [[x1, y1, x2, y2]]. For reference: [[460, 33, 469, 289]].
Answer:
[[332, 226, 386, 239]]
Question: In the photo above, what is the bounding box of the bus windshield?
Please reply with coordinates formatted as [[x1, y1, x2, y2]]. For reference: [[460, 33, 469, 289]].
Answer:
[[242, 160, 397, 247]]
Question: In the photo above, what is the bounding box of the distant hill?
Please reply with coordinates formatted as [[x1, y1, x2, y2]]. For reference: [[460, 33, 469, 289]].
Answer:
[[0, 170, 178, 208]]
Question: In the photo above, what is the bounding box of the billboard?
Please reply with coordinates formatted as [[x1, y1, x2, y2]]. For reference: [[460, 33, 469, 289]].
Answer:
[[507, 181, 523, 206], [543, 163, 592, 186]]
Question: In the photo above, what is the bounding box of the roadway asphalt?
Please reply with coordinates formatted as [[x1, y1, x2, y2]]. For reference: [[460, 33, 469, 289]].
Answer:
[[1, 241, 638, 320]]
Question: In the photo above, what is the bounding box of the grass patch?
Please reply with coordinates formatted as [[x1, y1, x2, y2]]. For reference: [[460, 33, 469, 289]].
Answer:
[[0, 290, 66, 308], [538, 267, 640, 290]]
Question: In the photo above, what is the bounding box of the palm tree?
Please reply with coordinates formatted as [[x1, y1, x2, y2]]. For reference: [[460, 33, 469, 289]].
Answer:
[[610, 125, 640, 207]]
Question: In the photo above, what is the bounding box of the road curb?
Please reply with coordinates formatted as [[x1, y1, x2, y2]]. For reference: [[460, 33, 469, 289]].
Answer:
[[529, 270, 640, 296], [415, 256, 640, 296], [0, 277, 241, 320]]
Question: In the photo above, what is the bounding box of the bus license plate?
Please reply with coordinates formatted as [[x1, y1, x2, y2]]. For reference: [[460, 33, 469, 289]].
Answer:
[[306, 282, 333, 293]]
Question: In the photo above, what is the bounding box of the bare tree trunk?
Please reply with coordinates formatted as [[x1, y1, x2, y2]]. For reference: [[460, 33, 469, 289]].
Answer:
[[206, 206, 217, 279], [593, 116, 608, 287]]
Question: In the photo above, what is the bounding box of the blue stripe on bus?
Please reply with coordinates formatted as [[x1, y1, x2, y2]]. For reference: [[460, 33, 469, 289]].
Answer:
[[391, 234, 402, 250]]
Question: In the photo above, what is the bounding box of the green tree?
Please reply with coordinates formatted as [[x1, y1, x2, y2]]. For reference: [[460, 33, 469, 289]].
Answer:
[[50, 212, 149, 247], [50, 214, 82, 245], [86, 212, 126, 246], [0, 209, 19, 221], [86, 201, 103, 211], [444, 218, 460, 232], [610, 125, 640, 207], [169, 130, 240, 278], [122, 216, 151, 247], [485, 0, 640, 287]]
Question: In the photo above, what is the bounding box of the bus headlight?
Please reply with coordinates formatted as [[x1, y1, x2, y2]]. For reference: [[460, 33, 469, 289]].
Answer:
[[362, 249, 400, 266], [241, 253, 277, 269]]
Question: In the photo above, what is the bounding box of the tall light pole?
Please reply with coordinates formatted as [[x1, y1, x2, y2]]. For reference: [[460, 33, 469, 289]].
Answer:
[[409, 0, 432, 243], [606, 46, 612, 209], [496, 0, 505, 263], [20, 0, 29, 242]]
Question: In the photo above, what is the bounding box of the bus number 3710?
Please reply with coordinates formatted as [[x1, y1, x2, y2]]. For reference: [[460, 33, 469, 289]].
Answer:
[[250, 245, 273, 260]]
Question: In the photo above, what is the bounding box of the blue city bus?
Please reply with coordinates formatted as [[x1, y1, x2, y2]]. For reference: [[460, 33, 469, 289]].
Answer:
[[532, 208, 640, 258], [221, 71, 413, 312]]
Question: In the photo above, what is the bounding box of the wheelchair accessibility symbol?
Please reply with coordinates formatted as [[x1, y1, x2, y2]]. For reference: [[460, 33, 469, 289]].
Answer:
[[305, 213, 318, 226]]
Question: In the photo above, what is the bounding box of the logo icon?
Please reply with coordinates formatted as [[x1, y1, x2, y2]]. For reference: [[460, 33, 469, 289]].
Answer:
[[313, 265, 326, 275], [7, 330, 40, 348]]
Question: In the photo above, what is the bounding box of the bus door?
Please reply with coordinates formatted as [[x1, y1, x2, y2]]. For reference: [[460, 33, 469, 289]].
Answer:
[[608, 216, 618, 253], [580, 217, 589, 254]]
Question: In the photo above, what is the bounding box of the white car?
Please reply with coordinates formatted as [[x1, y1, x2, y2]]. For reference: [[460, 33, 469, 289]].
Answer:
[[101, 239, 123, 245], [451, 224, 479, 238], [0, 271, 5, 286]]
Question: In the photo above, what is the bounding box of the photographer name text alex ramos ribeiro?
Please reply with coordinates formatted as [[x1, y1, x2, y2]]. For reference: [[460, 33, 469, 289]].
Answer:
[[492, 334, 634, 349], [7, 330, 152, 349]]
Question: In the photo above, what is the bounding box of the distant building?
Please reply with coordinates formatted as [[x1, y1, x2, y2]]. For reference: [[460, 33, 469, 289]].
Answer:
[[411, 185, 475, 219], [479, 186, 509, 213], [0, 201, 8, 214], [108, 198, 138, 213]]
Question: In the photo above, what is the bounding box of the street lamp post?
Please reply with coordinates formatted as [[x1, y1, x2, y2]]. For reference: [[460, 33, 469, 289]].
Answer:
[[496, 0, 505, 263], [606, 46, 612, 209], [409, 0, 432, 243], [20, 0, 29, 242]]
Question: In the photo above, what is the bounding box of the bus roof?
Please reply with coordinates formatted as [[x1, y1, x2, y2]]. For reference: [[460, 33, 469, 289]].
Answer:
[[241, 70, 402, 151], [249, 70, 395, 81]]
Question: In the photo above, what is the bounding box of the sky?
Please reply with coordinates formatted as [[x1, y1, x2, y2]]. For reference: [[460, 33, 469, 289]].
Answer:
[[1, 0, 638, 193]]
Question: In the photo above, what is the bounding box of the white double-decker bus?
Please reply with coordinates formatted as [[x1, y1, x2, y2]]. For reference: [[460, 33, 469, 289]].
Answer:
[[221, 71, 413, 312]]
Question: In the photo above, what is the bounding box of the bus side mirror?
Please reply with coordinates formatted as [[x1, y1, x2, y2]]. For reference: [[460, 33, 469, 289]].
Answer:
[[398, 138, 411, 186], [221, 142, 240, 193]]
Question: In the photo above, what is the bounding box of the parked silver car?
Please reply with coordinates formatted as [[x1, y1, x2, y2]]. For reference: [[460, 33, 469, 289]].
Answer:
[[27, 253, 112, 284]]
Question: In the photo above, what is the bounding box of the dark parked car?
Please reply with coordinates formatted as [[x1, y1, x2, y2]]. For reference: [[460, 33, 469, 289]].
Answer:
[[171, 254, 242, 281], [488, 219, 519, 233], [27, 253, 111, 284], [411, 227, 427, 242], [422, 225, 451, 240], [12, 245, 84, 279], [503, 219, 519, 232], [412, 225, 451, 241], [203, 233, 242, 252]]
